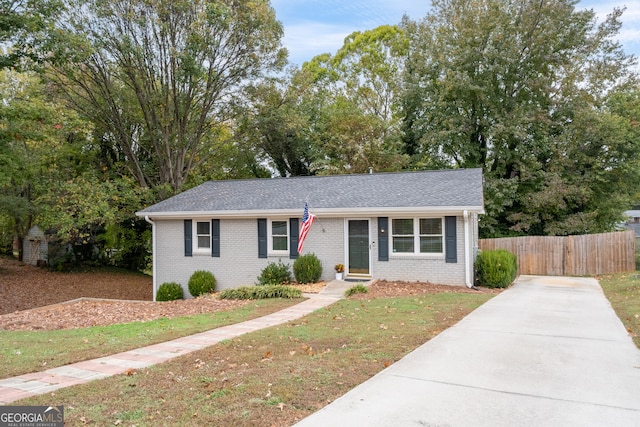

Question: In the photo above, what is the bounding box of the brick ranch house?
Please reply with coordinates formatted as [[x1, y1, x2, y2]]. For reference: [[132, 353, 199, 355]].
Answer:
[[136, 168, 485, 299]]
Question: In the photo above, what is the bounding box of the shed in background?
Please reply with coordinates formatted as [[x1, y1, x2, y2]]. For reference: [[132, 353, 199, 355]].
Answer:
[[23, 225, 48, 267]]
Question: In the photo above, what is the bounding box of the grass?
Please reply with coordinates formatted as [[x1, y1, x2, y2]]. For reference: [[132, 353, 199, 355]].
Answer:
[[598, 272, 640, 348], [14, 291, 493, 426], [0, 299, 299, 379]]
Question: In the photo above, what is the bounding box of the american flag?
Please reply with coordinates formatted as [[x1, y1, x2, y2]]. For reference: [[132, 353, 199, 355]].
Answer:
[[297, 202, 316, 253]]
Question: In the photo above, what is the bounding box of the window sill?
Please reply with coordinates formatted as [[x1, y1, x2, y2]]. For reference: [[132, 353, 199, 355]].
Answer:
[[192, 250, 212, 256], [268, 251, 290, 257]]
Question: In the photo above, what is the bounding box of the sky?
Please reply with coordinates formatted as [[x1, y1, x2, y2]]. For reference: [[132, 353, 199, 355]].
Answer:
[[271, 0, 640, 67]]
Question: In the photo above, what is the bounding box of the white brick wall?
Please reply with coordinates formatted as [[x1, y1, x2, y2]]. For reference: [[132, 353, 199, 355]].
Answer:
[[370, 217, 467, 286], [153, 215, 472, 298]]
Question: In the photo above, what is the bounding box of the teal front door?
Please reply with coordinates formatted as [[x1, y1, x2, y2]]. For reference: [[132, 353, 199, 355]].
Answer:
[[348, 219, 370, 276]]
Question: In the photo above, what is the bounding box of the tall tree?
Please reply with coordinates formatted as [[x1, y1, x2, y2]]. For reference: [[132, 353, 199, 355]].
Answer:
[[49, 0, 286, 193], [0, 69, 95, 258], [236, 70, 320, 177], [298, 26, 409, 174], [402, 0, 639, 236]]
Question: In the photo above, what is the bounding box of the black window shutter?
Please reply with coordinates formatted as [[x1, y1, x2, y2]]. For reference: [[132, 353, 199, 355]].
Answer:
[[378, 217, 389, 261], [184, 219, 193, 257], [257, 218, 267, 258], [289, 218, 299, 259], [211, 219, 220, 257], [445, 216, 457, 263]]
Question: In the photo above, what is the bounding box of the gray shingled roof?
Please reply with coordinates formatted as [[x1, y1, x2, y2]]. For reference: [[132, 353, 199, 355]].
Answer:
[[137, 168, 484, 216]]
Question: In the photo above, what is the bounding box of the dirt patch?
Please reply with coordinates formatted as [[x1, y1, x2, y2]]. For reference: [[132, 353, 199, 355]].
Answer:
[[0, 256, 500, 331]]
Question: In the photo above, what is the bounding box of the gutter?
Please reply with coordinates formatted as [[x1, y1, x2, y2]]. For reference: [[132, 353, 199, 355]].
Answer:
[[134, 206, 485, 220], [144, 215, 157, 302], [463, 210, 473, 288]]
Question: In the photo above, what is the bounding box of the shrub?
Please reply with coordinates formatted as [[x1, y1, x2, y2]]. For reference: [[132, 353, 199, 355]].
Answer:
[[345, 283, 369, 297], [219, 285, 302, 300], [475, 249, 518, 288], [293, 253, 323, 284], [188, 270, 216, 297], [156, 282, 184, 301], [257, 260, 292, 286]]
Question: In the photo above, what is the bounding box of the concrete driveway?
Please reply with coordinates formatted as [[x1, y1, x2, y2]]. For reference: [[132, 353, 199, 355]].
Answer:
[[295, 275, 640, 426]]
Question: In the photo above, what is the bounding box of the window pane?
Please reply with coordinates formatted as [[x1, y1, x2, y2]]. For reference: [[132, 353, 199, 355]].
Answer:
[[393, 219, 413, 235], [420, 236, 442, 253], [273, 236, 287, 251], [272, 221, 287, 236], [197, 221, 210, 235], [198, 236, 210, 248], [420, 218, 441, 235], [393, 236, 414, 253]]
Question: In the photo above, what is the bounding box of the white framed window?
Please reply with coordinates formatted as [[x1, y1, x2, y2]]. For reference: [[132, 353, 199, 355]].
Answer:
[[391, 217, 443, 254], [269, 219, 289, 253], [194, 220, 211, 253]]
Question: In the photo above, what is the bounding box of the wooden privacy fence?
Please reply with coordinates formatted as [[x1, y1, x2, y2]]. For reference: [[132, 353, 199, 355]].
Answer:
[[478, 230, 636, 276]]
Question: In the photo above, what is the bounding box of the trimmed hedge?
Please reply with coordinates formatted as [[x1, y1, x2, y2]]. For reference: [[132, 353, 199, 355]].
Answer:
[[257, 260, 292, 286], [156, 282, 184, 301], [293, 253, 322, 284], [218, 285, 302, 300], [475, 249, 518, 288], [188, 270, 216, 297]]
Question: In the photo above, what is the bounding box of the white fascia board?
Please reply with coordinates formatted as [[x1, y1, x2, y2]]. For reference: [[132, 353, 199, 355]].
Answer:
[[136, 206, 485, 219]]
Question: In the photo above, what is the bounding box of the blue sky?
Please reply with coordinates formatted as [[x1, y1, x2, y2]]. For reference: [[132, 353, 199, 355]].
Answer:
[[271, 0, 640, 67]]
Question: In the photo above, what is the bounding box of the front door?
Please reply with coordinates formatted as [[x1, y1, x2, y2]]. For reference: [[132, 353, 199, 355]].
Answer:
[[348, 219, 370, 276]]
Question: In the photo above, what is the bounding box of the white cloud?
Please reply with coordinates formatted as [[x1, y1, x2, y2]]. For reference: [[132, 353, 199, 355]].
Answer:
[[283, 22, 352, 65]]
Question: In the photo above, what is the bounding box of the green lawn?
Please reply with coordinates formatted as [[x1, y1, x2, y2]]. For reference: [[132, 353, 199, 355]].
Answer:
[[13, 292, 493, 427], [0, 298, 299, 379], [11, 273, 636, 427], [599, 272, 640, 349]]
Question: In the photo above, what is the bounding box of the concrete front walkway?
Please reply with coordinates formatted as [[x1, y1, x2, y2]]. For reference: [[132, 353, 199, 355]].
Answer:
[[0, 280, 355, 405], [295, 275, 640, 427]]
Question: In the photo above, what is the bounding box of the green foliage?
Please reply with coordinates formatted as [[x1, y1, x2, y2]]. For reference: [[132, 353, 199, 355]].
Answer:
[[345, 284, 369, 297], [218, 285, 302, 300], [475, 249, 518, 289], [257, 260, 291, 286], [236, 71, 320, 177], [293, 253, 322, 284], [0, 0, 65, 70], [100, 221, 151, 271], [52, 0, 287, 191], [402, 0, 640, 237], [188, 270, 216, 297], [156, 282, 184, 302]]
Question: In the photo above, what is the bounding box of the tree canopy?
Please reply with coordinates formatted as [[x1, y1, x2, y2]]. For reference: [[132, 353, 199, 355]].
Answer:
[[49, 0, 287, 193], [1, 0, 640, 266], [401, 0, 639, 236], [0, 0, 64, 69]]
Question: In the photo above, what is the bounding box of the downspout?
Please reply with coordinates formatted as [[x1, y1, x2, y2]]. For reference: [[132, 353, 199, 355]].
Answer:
[[463, 210, 473, 288], [144, 215, 157, 302]]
